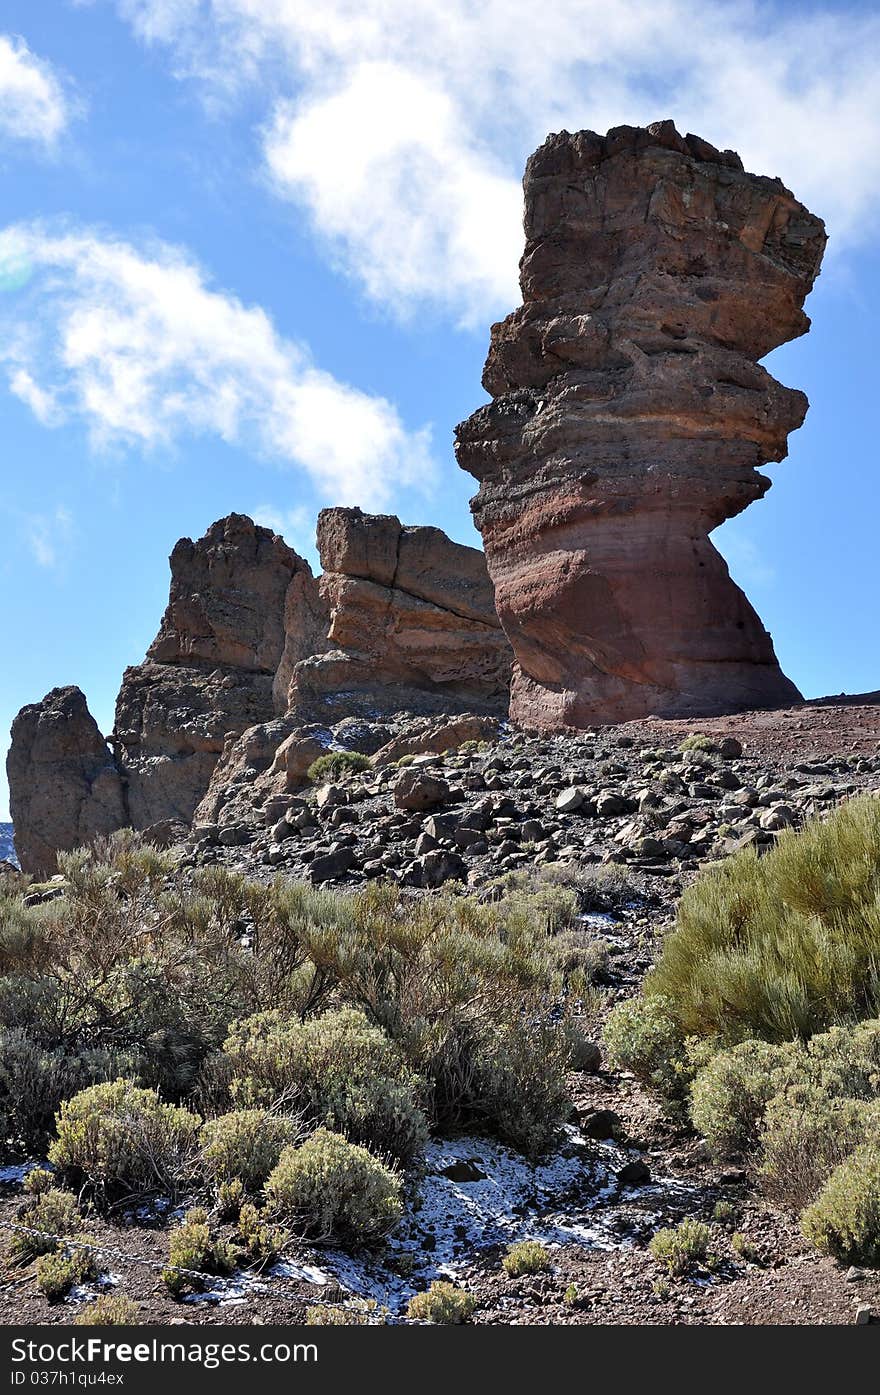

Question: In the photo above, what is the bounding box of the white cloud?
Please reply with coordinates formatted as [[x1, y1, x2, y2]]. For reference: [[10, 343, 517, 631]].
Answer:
[[114, 0, 880, 323], [8, 367, 60, 425], [23, 506, 74, 568], [0, 34, 74, 149], [0, 223, 434, 509]]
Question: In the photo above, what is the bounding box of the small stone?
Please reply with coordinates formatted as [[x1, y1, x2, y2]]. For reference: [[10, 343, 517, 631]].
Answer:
[[556, 787, 585, 813], [616, 1159, 650, 1188]]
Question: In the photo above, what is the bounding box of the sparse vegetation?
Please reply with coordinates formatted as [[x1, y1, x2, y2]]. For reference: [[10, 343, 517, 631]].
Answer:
[[406, 1281, 477, 1324], [645, 797, 880, 1043], [800, 1144, 880, 1265], [8, 1187, 83, 1263], [36, 1246, 97, 1301], [307, 752, 371, 783], [689, 1040, 794, 1155], [163, 1207, 237, 1298], [648, 1219, 712, 1276], [265, 1129, 402, 1246], [49, 1080, 201, 1202], [678, 734, 717, 755], [502, 1240, 552, 1276], [200, 1109, 300, 1191], [604, 995, 690, 1098], [222, 1006, 428, 1164], [74, 1295, 140, 1325]]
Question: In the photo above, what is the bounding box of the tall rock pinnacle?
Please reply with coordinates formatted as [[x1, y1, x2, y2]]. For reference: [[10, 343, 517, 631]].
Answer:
[[455, 120, 826, 728]]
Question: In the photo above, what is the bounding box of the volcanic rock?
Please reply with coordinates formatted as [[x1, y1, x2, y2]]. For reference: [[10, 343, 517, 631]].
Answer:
[[285, 507, 511, 720], [455, 120, 826, 728], [7, 686, 126, 875], [116, 514, 317, 826]]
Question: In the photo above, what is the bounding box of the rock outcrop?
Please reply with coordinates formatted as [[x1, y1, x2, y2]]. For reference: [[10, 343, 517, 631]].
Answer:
[[455, 120, 826, 728], [7, 686, 126, 875], [286, 507, 511, 720], [8, 509, 509, 867], [115, 514, 320, 827]]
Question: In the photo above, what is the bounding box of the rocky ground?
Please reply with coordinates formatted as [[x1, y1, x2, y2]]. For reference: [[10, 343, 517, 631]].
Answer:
[[3, 696, 880, 1327]]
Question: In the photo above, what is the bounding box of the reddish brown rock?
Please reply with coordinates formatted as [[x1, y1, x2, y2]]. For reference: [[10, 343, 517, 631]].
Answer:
[[117, 514, 320, 826], [455, 120, 826, 728], [7, 686, 126, 875], [285, 507, 511, 720]]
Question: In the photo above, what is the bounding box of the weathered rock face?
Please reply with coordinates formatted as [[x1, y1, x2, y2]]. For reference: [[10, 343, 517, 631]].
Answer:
[[7, 687, 126, 875], [455, 120, 826, 728], [8, 510, 509, 864], [284, 507, 511, 719], [116, 514, 320, 827]]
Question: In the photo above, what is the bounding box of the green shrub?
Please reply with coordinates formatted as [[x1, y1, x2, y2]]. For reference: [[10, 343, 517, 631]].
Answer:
[[406, 1281, 476, 1324], [502, 1241, 551, 1277], [163, 1208, 237, 1298], [36, 1247, 97, 1301], [307, 753, 371, 783], [216, 1178, 245, 1221], [8, 1188, 82, 1263], [689, 1040, 795, 1156], [74, 1295, 140, 1325], [648, 1219, 712, 1276], [0, 1024, 134, 1154], [801, 1144, 880, 1264], [24, 1168, 54, 1196], [265, 1129, 402, 1246], [678, 734, 717, 755], [604, 996, 690, 1098], [235, 1202, 288, 1268], [223, 1007, 428, 1164], [305, 1301, 381, 1325], [49, 1080, 201, 1201], [759, 1090, 871, 1210], [471, 1018, 573, 1157], [730, 1232, 761, 1264], [200, 1109, 300, 1191], [646, 797, 880, 1043]]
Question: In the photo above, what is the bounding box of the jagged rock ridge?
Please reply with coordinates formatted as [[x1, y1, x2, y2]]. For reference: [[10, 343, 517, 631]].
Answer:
[[455, 119, 826, 729], [8, 510, 510, 873]]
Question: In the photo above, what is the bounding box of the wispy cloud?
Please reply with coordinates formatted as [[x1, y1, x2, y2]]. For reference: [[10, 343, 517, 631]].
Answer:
[[0, 33, 76, 150], [0, 223, 434, 509], [112, 0, 880, 324], [23, 506, 74, 569]]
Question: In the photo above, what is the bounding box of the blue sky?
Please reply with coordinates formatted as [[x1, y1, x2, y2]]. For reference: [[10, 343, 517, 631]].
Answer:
[[1, 0, 879, 820]]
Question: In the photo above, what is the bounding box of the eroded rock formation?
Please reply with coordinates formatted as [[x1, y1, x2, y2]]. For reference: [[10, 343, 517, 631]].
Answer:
[[115, 514, 320, 827], [8, 509, 509, 867], [455, 120, 826, 728], [285, 507, 511, 720], [7, 686, 126, 875]]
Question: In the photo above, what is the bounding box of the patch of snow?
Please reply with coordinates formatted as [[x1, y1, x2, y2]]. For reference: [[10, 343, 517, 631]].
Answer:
[[306, 1128, 696, 1313]]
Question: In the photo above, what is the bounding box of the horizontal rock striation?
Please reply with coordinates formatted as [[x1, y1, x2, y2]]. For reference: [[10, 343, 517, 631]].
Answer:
[[455, 120, 826, 728], [8, 510, 509, 865], [285, 507, 511, 720], [115, 514, 320, 827]]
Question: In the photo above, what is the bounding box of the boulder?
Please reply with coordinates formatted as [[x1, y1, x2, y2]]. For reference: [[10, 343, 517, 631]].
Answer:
[[393, 771, 451, 812], [455, 121, 826, 728], [6, 686, 127, 875]]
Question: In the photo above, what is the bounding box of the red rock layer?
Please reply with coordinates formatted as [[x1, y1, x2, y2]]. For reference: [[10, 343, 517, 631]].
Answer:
[[455, 120, 826, 728]]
